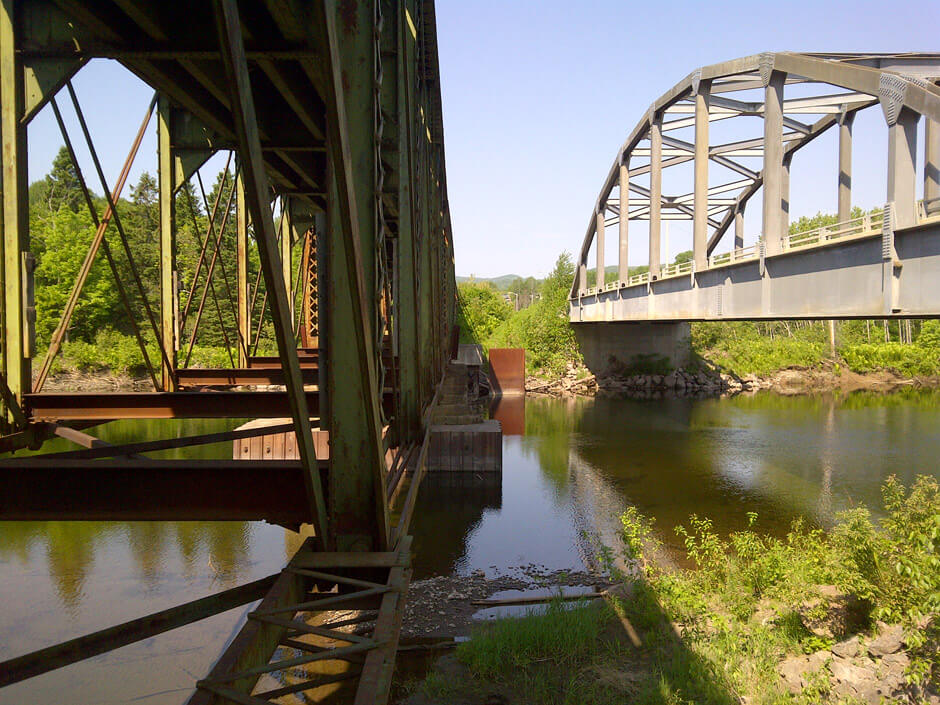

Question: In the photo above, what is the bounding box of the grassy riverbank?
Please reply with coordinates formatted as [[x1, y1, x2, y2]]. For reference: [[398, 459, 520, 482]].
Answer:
[[695, 320, 940, 378], [404, 475, 939, 704]]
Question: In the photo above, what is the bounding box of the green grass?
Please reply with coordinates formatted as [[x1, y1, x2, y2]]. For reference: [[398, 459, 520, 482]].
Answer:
[[699, 338, 827, 377], [457, 596, 612, 678], [414, 476, 939, 704]]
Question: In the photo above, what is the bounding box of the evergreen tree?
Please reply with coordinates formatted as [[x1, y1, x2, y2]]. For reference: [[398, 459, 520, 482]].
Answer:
[[43, 146, 84, 213]]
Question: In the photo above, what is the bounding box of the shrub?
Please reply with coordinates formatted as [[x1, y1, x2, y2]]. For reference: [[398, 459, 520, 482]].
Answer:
[[489, 252, 581, 376], [456, 281, 512, 346], [842, 343, 940, 376]]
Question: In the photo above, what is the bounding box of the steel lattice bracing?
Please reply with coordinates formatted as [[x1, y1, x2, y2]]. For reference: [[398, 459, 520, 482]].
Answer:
[[0, 0, 455, 702], [571, 52, 940, 323]]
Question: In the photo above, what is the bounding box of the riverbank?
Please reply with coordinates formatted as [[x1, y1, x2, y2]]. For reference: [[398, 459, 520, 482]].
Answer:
[[525, 359, 940, 399], [397, 476, 940, 705]]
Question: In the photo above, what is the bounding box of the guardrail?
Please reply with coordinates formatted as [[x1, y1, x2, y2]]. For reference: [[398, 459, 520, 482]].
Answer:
[[782, 211, 884, 251], [575, 200, 940, 301]]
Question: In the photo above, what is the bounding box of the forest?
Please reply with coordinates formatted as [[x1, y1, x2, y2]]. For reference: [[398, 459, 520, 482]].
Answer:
[[29, 147, 287, 381]]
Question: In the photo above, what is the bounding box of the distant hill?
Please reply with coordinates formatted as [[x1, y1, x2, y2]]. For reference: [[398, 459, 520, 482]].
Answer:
[[456, 274, 525, 290]]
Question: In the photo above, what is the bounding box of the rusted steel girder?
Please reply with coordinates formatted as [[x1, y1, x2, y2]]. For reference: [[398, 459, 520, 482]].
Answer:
[[22, 390, 396, 420], [0, 459, 323, 523]]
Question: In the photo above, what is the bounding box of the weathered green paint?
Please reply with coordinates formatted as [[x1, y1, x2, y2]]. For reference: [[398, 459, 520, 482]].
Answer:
[[394, 0, 421, 443], [315, 0, 390, 552], [1, 0, 29, 425], [235, 169, 249, 367], [157, 94, 178, 391]]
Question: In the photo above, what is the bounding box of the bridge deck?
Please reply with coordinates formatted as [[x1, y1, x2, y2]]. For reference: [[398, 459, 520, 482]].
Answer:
[[572, 213, 940, 322]]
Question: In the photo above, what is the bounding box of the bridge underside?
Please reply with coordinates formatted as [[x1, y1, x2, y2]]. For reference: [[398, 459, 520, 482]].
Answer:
[[573, 221, 940, 323], [0, 0, 455, 703]]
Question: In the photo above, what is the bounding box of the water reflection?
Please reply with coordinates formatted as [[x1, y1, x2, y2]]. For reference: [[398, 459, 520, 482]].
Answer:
[[490, 394, 525, 436], [409, 477, 502, 578], [2, 392, 939, 703]]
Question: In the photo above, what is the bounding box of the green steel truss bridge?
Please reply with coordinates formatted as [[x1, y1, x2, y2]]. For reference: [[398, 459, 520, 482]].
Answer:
[[0, 1, 455, 702]]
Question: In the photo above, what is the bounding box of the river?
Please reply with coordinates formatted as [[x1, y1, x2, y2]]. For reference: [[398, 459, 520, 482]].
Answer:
[[1, 390, 938, 703]]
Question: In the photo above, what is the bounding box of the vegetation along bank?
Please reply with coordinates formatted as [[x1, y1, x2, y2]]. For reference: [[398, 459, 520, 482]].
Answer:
[[457, 245, 940, 398]]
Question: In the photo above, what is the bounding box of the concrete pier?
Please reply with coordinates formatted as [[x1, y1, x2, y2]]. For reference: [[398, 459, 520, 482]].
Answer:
[[572, 321, 691, 376]]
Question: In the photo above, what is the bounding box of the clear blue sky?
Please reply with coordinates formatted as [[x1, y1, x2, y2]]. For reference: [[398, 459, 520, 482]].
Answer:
[[26, 0, 940, 280]]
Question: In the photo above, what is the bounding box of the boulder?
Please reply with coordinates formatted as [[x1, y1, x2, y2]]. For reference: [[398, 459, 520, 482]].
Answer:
[[798, 586, 869, 640], [777, 651, 828, 694], [868, 622, 904, 656], [831, 635, 860, 659]]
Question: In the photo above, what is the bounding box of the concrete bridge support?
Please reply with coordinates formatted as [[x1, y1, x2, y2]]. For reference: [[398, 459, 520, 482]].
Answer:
[[573, 321, 690, 377]]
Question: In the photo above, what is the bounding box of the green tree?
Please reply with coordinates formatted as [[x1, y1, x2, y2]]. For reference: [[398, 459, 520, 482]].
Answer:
[[491, 251, 581, 375], [457, 281, 512, 344], [43, 146, 84, 214], [33, 206, 117, 344]]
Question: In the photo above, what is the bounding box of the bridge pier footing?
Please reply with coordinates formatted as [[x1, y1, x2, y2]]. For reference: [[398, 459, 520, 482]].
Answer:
[[573, 322, 691, 376]]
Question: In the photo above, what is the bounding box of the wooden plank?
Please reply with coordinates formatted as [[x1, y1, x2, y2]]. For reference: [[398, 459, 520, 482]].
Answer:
[[290, 551, 402, 570], [353, 536, 412, 705]]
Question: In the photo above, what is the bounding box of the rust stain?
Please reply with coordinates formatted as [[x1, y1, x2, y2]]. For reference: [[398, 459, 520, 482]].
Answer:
[[338, 0, 359, 33]]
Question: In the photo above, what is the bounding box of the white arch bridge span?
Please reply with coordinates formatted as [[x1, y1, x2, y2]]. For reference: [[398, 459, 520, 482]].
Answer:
[[569, 53, 940, 371]]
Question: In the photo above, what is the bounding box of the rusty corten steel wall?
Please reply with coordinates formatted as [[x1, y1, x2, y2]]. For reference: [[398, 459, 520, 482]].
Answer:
[[487, 348, 525, 395]]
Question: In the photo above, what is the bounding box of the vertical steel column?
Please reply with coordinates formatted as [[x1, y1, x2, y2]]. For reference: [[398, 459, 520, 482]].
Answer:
[[887, 107, 919, 229], [649, 112, 662, 279], [313, 0, 389, 551], [282, 197, 294, 321], [925, 109, 940, 216], [157, 95, 177, 391], [396, 0, 420, 441], [337, 0, 376, 335], [693, 80, 710, 270], [0, 0, 28, 421], [762, 70, 785, 255], [236, 170, 249, 367], [578, 257, 587, 294], [781, 154, 791, 236], [838, 111, 854, 222], [417, 64, 434, 401], [594, 208, 605, 288], [618, 160, 629, 283], [734, 205, 745, 251]]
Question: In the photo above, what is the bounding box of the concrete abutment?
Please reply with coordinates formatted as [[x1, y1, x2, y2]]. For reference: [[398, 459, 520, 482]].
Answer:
[[572, 321, 691, 376]]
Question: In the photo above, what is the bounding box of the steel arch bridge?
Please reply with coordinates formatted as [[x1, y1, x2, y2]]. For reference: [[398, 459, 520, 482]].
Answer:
[[570, 52, 940, 330]]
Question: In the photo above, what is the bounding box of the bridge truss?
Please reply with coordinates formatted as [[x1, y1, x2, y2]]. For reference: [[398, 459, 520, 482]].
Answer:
[[0, 0, 455, 702], [571, 53, 940, 322]]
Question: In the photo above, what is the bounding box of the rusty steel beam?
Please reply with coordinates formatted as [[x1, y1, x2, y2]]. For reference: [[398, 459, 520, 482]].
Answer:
[[0, 459, 323, 523], [22, 390, 394, 420], [24, 390, 319, 420], [176, 367, 317, 386]]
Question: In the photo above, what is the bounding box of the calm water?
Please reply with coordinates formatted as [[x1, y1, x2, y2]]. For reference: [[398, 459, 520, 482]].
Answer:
[[2, 391, 939, 703]]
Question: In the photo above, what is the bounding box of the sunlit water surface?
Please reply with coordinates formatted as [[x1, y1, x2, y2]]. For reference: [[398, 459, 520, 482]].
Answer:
[[2, 390, 939, 703]]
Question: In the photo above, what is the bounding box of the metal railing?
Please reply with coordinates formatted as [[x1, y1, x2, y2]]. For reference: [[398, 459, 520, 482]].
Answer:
[[660, 259, 694, 278], [576, 200, 940, 300], [782, 211, 884, 250]]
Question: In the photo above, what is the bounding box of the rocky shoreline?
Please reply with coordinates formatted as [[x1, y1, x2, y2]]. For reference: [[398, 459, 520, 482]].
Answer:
[[526, 361, 939, 399]]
